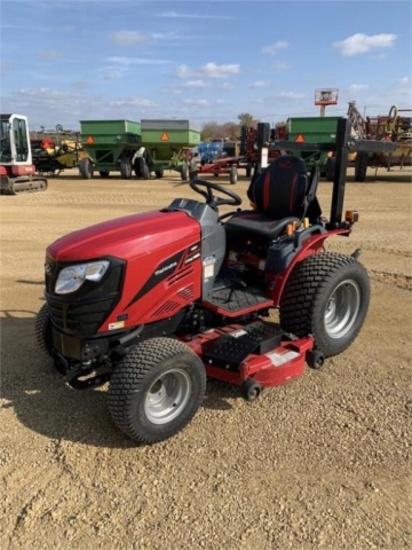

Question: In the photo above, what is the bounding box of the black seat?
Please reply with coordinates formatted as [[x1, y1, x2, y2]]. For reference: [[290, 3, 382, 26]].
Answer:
[[225, 155, 319, 241]]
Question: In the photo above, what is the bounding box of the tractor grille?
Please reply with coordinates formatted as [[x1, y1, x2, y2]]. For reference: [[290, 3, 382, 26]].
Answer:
[[45, 256, 124, 337], [47, 295, 118, 336]]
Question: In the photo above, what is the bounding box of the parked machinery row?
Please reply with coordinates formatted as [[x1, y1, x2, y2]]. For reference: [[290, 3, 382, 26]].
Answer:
[[348, 102, 412, 180]]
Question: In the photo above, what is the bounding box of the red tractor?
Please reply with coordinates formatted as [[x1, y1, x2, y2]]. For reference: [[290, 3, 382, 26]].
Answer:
[[35, 118, 394, 444]]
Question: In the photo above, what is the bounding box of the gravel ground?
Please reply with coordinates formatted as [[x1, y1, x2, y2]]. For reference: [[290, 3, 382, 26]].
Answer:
[[1, 167, 411, 549]]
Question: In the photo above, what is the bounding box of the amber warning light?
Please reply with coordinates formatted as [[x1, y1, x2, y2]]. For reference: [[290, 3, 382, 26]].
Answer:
[[345, 210, 359, 223]]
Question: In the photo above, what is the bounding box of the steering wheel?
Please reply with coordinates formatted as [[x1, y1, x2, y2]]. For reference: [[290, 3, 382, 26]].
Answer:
[[190, 178, 242, 209]]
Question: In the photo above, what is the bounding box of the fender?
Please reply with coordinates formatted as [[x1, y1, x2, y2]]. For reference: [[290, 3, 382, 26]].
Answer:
[[266, 228, 350, 305]]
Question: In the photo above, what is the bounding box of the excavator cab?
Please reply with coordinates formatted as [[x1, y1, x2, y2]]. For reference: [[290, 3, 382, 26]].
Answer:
[[0, 114, 30, 164], [0, 114, 48, 195]]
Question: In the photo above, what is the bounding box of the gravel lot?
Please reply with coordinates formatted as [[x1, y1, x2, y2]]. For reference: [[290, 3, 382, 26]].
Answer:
[[1, 167, 411, 549]]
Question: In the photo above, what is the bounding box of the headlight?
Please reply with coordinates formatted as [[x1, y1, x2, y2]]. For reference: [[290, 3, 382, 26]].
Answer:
[[55, 260, 110, 295]]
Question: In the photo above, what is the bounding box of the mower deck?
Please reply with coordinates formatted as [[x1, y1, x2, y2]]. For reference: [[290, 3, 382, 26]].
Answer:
[[186, 320, 314, 390]]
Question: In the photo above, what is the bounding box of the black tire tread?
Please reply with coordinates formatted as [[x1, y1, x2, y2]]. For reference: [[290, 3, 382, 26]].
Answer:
[[79, 158, 92, 179], [230, 166, 238, 185], [35, 303, 53, 356], [355, 152, 368, 182], [108, 337, 206, 444], [120, 160, 132, 179], [280, 252, 369, 356]]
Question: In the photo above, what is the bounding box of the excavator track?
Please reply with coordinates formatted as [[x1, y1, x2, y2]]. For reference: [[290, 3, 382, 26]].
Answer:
[[1, 176, 48, 195]]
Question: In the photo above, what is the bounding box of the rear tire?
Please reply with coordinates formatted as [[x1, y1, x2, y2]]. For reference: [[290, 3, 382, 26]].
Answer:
[[181, 162, 189, 181], [79, 158, 93, 179], [189, 159, 198, 179], [108, 337, 206, 444], [280, 252, 370, 357], [355, 152, 368, 182], [120, 160, 132, 179], [134, 158, 150, 179], [141, 161, 150, 180]]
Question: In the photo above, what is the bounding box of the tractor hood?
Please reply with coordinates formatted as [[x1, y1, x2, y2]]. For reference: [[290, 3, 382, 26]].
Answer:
[[47, 210, 200, 262]]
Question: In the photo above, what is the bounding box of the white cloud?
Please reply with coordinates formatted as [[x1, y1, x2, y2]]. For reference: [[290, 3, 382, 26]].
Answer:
[[220, 82, 233, 91], [398, 76, 411, 85], [113, 97, 158, 107], [176, 62, 240, 79], [184, 80, 208, 88], [276, 91, 305, 100], [167, 80, 208, 95], [202, 62, 240, 78], [262, 41, 288, 55], [17, 87, 77, 100], [183, 99, 210, 106], [2, 87, 160, 128], [248, 81, 270, 88], [103, 70, 123, 80], [157, 11, 233, 20], [176, 65, 196, 78], [334, 33, 397, 56], [274, 61, 289, 70], [105, 56, 170, 66], [349, 84, 369, 92], [110, 31, 146, 45]]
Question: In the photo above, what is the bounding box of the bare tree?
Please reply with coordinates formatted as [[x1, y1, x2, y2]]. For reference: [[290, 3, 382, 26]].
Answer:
[[237, 113, 256, 128], [222, 122, 240, 141], [201, 121, 225, 141]]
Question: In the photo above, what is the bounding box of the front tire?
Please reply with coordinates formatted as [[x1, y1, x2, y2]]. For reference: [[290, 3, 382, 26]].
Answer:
[[108, 337, 206, 444], [229, 166, 238, 185], [35, 303, 53, 357], [280, 252, 370, 357], [79, 158, 94, 179]]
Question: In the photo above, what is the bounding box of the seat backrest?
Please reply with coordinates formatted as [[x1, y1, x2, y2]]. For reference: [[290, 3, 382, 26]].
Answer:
[[250, 155, 310, 220]]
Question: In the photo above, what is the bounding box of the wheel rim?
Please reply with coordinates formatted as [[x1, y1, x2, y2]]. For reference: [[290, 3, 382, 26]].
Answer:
[[324, 279, 361, 339], [144, 368, 191, 425]]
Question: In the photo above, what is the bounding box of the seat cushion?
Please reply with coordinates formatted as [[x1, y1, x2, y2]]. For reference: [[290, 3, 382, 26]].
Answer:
[[225, 210, 299, 240]]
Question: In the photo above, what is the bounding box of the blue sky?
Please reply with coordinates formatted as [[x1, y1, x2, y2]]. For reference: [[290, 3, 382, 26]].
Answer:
[[1, 0, 411, 131]]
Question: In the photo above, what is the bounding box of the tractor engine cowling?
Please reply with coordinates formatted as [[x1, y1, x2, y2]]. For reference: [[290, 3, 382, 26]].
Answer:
[[45, 209, 206, 336]]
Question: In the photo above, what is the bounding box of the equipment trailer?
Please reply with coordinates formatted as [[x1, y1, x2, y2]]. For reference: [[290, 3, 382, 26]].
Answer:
[[0, 114, 48, 195], [35, 118, 394, 444], [348, 102, 412, 180]]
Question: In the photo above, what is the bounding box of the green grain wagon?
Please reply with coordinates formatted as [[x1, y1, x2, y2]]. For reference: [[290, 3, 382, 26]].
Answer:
[[79, 119, 141, 179], [286, 116, 340, 179], [139, 120, 201, 180]]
